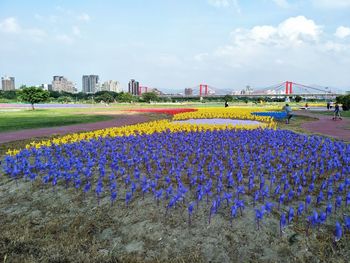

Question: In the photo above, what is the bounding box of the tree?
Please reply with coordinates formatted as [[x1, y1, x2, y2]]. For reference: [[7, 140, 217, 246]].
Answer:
[[49, 90, 61, 99], [116, 92, 134, 103], [19, 87, 49, 110], [295, 95, 302, 103], [57, 96, 73, 103], [336, 95, 350, 111], [223, 95, 233, 102], [2, 90, 17, 100], [95, 93, 115, 104], [142, 92, 158, 103]]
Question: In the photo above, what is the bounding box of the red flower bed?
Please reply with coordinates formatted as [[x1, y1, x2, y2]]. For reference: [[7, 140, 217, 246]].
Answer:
[[126, 108, 197, 115]]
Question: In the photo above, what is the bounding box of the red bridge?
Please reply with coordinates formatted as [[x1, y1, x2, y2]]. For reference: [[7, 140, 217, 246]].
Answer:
[[180, 81, 341, 97]]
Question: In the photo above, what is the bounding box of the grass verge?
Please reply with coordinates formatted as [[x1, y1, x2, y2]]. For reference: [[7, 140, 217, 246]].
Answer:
[[0, 109, 115, 133], [312, 110, 350, 118], [276, 114, 318, 134]]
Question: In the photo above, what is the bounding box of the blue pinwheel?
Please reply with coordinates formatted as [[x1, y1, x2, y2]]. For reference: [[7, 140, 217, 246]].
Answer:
[[288, 207, 294, 224], [334, 222, 342, 242], [280, 213, 287, 236], [255, 207, 265, 230], [188, 202, 194, 225]]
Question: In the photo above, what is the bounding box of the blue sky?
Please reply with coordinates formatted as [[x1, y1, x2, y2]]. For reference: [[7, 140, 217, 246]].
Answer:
[[1, 0, 350, 92]]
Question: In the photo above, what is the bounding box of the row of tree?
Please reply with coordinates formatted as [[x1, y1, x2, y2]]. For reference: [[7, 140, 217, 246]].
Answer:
[[1, 87, 164, 109], [336, 95, 350, 111], [2, 87, 347, 110]]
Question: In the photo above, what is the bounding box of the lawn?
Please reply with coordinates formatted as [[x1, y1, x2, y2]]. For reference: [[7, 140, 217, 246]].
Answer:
[[313, 110, 350, 118], [0, 109, 114, 133], [276, 114, 318, 134], [0, 106, 349, 262]]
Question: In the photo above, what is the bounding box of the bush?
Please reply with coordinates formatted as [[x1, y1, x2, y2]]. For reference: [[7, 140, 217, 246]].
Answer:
[[57, 96, 73, 103], [295, 95, 302, 102], [95, 93, 115, 104], [336, 95, 350, 111]]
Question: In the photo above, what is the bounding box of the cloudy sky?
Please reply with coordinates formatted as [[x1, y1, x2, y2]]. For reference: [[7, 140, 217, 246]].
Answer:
[[0, 0, 350, 92]]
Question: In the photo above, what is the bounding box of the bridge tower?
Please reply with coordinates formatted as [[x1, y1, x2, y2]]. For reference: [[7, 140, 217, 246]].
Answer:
[[199, 84, 208, 96], [285, 81, 293, 95]]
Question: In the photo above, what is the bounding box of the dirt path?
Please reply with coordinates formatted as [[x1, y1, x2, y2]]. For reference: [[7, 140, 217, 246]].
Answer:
[[296, 110, 350, 141], [0, 114, 151, 144]]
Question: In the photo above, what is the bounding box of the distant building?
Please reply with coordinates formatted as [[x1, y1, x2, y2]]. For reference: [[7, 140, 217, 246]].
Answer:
[[139, 86, 149, 95], [185, 88, 193, 96], [101, 80, 121, 92], [40, 84, 53, 91], [52, 76, 75, 93], [150, 88, 163, 95], [128, 79, 139, 95], [82, 75, 99, 94], [1, 76, 15, 91], [240, 85, 253, 95]]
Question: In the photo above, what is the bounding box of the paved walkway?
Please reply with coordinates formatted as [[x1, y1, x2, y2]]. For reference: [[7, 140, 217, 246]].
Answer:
[[0, 114, 151, 144], [296, 110, 350, 141]]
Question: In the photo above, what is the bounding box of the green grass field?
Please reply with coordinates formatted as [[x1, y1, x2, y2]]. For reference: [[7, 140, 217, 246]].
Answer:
[[313, 110, 350, 118], [0, 109, 114, 133]]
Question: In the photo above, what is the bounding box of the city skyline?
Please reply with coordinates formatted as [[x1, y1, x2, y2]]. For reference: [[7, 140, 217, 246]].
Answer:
[[1, 0, 350, 92]]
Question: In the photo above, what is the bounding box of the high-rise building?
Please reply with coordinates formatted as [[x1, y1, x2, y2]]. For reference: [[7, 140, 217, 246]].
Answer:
[[40, 84, 53, 91], [52, 76, 76, 93], [148, 88, 163, 95], [128, 79, 139, 95], [101, 80, 121, 92], [82, 75, 99, 94], [185, 88, 193, 96], [1, 76, 15, 91]]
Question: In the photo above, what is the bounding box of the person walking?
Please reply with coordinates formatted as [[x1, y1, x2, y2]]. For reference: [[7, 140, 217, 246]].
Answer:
[[327, 101, 330, 110], [333, 103, 342, 120], [283, 103, 293, 124]]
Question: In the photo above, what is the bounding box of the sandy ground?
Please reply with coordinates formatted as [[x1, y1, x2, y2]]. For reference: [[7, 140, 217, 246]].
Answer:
[[0, 174, 349, 263]]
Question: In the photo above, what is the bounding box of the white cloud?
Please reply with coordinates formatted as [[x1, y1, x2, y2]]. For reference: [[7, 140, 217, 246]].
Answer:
[[197, 16, 350, 88], [26, 28, 47, 41], [0, 17, 21, 33], [158, 54, 183, 67], [230, 16, 322, 47], [0, 17, 46, 41], [34, 14, 43, 21], [208, 0, 241, 12], [72, 26, 81, 37], [272, 0, 290, 8], [208, 0, 230, 7], [56, 34, 74, 44], [194, 53, 209, 61], [335, 26, 350, 39], [278, 16, 322, 43], [322, 41, 348, 52], [77, 13, 90, 22], [311, 0, 350, 8]]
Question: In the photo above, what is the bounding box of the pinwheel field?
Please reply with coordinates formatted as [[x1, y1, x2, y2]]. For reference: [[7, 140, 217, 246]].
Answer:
[[0, 107, 349, 263]]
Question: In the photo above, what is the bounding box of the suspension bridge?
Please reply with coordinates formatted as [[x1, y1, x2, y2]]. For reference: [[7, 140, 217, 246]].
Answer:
[[160, 81, 343, 98]]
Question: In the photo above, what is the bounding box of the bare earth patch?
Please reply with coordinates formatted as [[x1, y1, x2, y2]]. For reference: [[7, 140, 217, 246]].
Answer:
[[0, 176, 349, 263]]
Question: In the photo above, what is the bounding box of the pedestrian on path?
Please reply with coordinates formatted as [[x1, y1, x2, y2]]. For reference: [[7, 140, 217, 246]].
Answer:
[[333, 103, 342, 120], [283, 103, 293, 124], [327, 101, 330, 110]]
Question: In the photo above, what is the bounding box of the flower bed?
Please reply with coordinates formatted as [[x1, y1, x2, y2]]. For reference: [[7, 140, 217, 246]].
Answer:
[[6, 107, 276, 155], [3, 129, 350, 242], [252, 111, 287, 120], [126, 108, 197, 115]]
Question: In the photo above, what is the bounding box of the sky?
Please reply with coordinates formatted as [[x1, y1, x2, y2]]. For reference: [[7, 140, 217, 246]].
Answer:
[[1, 0, 350, 93]]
